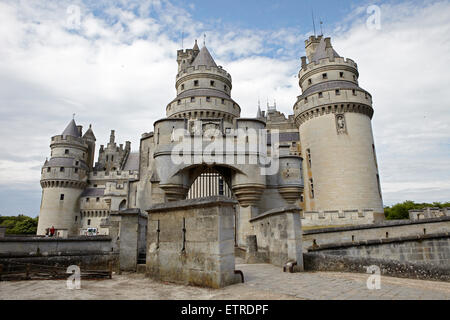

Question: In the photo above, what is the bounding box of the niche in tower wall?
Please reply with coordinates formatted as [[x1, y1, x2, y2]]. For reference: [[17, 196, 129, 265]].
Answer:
[[335, 114, 347, 135]]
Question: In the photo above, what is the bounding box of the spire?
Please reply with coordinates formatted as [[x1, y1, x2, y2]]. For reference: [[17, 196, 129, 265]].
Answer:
[[193, 39, 199, 51], [83, 124, 96, 141], [256, 99, 262, 119], [61, 119, 81, 138], [191, 46, 217, 68]]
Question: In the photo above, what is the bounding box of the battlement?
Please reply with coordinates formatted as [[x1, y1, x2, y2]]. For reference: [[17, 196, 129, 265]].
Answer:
[[89, 170, 138, 181], [300, 56, 358, 77], [305, 35, 323, 47], [176, 65, 232, 82], [51, 135, 88, 148]]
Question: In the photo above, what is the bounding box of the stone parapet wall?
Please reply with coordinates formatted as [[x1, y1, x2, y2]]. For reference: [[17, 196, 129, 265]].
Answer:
[[0, 236, 117, 271], [247, 206, 304, 269], [146, 197, 241, 288], [308, 232, 450, 266], [303, 216, 450, 251], [302, 209, 384, 227], [304, 252, 450, 282], [409, 207, 449, 221]]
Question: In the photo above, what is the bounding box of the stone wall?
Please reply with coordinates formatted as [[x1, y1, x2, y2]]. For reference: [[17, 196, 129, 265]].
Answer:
[[247, 206, 304, 270], [108, 209, 148, 271], [302, 209, 385, 227], [0, 236, 117, 270], [303, 217, 450, 251], [146, 197, 241, 288], [409, 207, 449, 221], [304, 252, 450, 282], [0, 227, 5, 238], [307, 233, 450, 266]]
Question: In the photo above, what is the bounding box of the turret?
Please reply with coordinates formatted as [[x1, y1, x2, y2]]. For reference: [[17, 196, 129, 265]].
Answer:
[[167, 41, 241, 128], [82, 124, 96, 169], [293, 36, 383, 218], [37, 119, 89, 236]]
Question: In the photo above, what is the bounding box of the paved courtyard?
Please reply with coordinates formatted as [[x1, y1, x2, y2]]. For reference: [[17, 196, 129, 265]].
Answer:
[[1, 263, 449, 300]]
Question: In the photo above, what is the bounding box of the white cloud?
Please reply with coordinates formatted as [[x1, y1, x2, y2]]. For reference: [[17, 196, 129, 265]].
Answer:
[[0, 0, 449, 216]]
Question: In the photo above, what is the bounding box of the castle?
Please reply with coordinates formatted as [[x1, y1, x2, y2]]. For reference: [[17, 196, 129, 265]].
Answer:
[[37, 36, 385, 244]]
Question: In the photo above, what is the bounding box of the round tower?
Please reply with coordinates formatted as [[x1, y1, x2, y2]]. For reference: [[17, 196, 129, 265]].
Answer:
[[37, 119, 89, 236], [167, 41, 241, 129], [293, 36, 383, 216]]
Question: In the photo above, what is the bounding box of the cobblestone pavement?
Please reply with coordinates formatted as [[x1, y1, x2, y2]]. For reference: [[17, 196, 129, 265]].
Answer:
[[1, 263, 449, 300]]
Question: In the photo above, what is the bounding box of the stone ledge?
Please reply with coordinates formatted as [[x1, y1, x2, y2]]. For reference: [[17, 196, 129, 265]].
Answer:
[[147, 196, 238, 213], [250, 206, 301, 223], [308, 232, 450, 252], [303, 216, 450, 235]]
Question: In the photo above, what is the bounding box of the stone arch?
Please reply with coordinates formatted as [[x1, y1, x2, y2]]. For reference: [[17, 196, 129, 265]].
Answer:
[[119, 199, 127, 211]]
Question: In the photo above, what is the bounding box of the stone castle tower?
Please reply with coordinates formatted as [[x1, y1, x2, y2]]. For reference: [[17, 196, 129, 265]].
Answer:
[[37, 120, 95, 236], [294, 36, 383, 215], [36, 35, 385, 238]]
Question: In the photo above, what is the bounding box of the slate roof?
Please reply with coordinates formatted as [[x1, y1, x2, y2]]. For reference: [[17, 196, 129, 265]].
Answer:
[[43, 157, 89, 170], [123, 152, 140, 171], [81, 188, 105, 197], [176, 88, 230, 100], [301, 80, 360, 97], [61, 119, 81, 137], [191, 46, 217, 68], [311, 37, 340, 63]]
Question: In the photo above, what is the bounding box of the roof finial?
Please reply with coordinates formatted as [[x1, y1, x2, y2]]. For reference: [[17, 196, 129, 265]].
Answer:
[[320, 20, 324, 36], [72, 113, 76, 120], [203, 33, 206, 46]]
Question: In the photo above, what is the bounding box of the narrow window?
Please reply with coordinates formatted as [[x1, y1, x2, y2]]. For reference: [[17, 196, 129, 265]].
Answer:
[[318, 92, 323, 98], [224, 85, 228, 91], [352, 235, 355, 242], [181, 84, 184, 90], [75, 216, 78, 222], [340, 72, 344, 78], [88, 219, 91, 226], [106, 155, 108, 161], [386, 232, 389, 238], [190, 97, 195, 102], [65, 149, 69, 154], [309, 178, 314, 199], [74, 168, 78, 173], [75, 161, 79, 166], [96, 197, 100, 202], [353, 75, 357, 81], [177, 100, 181, 105], [352, 89, 357, 96], [322, 73, 327, 79], [60, 167, 65, 172], [206, 97, 211, 102], [307, 149, 312, 168], [300, 194, 304, 202], [194, 80, 199, 86], [210, 80, 215, 87], [308, 79, 312, 85], [335, 89, 340, 95], [221, 99, 225, 104], [47, 167, 51, 172], [86, 198, 90, 202], [111, 156, 114, 162], [60, 194, 64, 201]]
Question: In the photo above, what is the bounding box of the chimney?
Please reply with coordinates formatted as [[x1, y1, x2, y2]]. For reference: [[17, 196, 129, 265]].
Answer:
[[301, 56, 307, 69], [110, 130, 115, 144]]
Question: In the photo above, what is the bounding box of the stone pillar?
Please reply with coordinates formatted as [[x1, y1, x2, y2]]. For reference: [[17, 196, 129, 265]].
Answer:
[[236, 205, 258, 247], [109, 209, 147, 272]]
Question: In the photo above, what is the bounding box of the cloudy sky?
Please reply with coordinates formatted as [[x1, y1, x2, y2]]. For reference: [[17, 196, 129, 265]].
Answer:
[[0, 0, 449, 216]]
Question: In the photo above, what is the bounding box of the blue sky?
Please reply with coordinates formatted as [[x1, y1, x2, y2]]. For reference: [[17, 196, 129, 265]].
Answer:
[[0, 0, 449, 216]]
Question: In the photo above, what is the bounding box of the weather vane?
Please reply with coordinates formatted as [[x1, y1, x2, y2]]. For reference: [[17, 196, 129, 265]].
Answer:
[[203, 33, 206, 46]]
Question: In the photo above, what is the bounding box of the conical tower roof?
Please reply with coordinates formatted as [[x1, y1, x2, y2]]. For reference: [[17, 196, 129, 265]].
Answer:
[[83, 124, 96, 140], [311, 37, 340, 63], [61, 119, 81, 137], [191, 46, 217, 68]]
